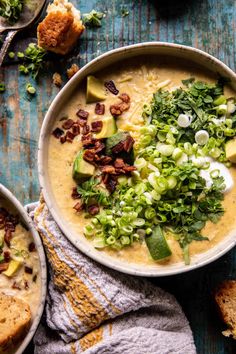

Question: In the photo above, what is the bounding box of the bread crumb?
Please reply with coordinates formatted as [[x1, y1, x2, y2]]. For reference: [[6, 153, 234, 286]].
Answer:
[[53, 72, 63, 87], [67, 63, 79, 79], [37, 0, 84, 55]]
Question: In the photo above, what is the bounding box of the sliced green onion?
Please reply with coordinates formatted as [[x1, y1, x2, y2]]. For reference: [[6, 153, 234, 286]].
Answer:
[[210, 169, 220, 178], [157, 144, 174, 156], [195, 130, 209, 145], [107, 236, 116, 245], [213, 95, 226, 106], [177, 114, 191, 128], [167, 176, 177, 189]]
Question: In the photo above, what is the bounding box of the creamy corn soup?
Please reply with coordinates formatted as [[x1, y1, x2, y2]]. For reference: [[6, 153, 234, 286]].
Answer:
[[0, 199, 41, 318], [48, 57, 236, 265]]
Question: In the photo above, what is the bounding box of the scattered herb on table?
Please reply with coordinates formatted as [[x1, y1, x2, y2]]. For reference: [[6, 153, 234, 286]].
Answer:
[[0, 83, 6, 92], [0, 0, 24, 24], [26, 82, 36, 95], [82, 10, 105, 27], [19, 43, 46, 79], [121, 8, 129, 17]]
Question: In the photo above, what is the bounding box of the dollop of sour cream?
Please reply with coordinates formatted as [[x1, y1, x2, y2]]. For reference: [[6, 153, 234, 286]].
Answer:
[[200, 160, 233, 193], [189, 156, 233, 193]]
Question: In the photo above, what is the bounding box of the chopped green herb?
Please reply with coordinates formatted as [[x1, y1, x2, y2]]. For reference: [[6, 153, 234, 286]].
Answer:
[[0, 0, 24, 24], [26, 83, 36, 95], [77, 178, 110, 208], [8, 51, 15, 58], [121, 8, 129, 17], [0, 83, 5, 92], [17, 51, 24, 58], [19, 64, 28, 74], [76, 78, 236, 263], [82, 10, 104, 27]]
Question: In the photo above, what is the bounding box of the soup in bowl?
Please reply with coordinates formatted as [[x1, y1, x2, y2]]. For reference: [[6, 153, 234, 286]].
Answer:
[[39, 43, 236, 276]]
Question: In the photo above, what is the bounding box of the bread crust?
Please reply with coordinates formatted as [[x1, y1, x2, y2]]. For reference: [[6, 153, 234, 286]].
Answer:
[[37, 9, 84, 55], [0, 293, 31, 352], [215, 280, 236, 339]]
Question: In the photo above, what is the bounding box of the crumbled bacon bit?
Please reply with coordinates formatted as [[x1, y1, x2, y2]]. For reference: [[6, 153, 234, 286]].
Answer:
[[76, 109, 89, 120], [123, 165, 136, 172], [65, 131, 75, 142], [102, 173, 110, 184], [12, 281, 21, 290], [24, 281, 29, 290], [112, 141, 125, 154], [60, 135, 66, 144], [73, 201, 84, 212], [71, 125, 80, 136], [81, 134, 95, 147], [83, 150, 96, 163], [123, 135, 134, 152], [91, 121, 103, 133], [101, 165, 116, 174], [114, 158, 125, 168], [71, 187, 81, 199], [62, 119, 74, 130], [0, 263, 9, 273], [94, 141, 105, 153], [119, 93, 130, 103], [105, 80, 119, 95], [4, 229, 12, 247], [95, 103, 105, 115], [52, 127, 64, 139], [28, 242, 36, 252], [4, 251, 10, 262], [87, 204, 100, 216], [77, 119, 87, 127], [82, 124, 90, 135], [106, 178, 117, 193], [100, 156, 113, 165], [25, 266, 33, 274], [110, 93, 131, 116], [5, 222, 15, 232]]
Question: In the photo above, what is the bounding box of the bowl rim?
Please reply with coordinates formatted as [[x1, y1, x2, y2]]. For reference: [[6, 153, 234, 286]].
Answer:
[[38, 41, 236, 277], [0, 184, 47, 353]]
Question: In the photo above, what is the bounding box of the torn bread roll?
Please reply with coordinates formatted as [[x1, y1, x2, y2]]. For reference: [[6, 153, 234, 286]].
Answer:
[[37, 0, 85, 55]]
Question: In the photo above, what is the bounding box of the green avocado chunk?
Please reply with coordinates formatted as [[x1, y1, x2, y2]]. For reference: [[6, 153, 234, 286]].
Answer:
[[73, 151, 95, 182], [145, 226, 172, 261], [86, 75, 106, 103], [105, 131, 134, 164], [96, 116, 117, 139]]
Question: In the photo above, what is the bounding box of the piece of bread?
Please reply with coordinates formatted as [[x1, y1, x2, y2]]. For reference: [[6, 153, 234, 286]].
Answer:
[[0, 293, 31, 353], [37, 0, 84, 55], [215, 280, 236, 339]]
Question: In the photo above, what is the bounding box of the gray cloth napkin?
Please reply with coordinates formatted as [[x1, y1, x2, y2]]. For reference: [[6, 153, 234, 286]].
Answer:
[[27, 201, 196, 354]]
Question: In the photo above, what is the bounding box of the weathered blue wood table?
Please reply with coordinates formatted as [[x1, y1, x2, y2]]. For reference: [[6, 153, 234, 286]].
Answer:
[[1, 0, 236, 353]]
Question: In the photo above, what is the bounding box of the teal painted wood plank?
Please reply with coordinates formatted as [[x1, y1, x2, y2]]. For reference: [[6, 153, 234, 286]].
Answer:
[[1, 1, 236, 353]]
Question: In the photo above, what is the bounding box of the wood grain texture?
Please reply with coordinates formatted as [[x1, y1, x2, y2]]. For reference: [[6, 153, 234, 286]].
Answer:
[[1, 1, 236, 353]]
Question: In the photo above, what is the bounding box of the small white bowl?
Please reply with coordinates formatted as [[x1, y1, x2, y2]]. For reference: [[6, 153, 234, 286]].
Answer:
[[0, 184, 47, 353], [38, 42, 236, 277]]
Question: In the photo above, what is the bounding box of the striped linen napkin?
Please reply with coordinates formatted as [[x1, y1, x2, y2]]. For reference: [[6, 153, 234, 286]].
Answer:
[[26, 199, 196, 354]]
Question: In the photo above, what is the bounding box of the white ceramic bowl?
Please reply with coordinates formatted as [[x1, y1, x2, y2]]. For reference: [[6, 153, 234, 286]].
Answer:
[[0, 184, 47, 353], [38, 42, 236, 277]]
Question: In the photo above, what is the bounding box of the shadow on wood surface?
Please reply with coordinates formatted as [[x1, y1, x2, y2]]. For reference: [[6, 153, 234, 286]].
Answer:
[[150, 0, 204, 19]]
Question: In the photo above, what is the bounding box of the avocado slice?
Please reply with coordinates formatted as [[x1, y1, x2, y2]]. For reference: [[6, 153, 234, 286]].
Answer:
[[225, 139, 236, 163], [73, 151, 95, 182], [3, 259, 22, 277], [96, 116, 117, 139], [86, 75, 106, 103], [105, 131, 134, 164]]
